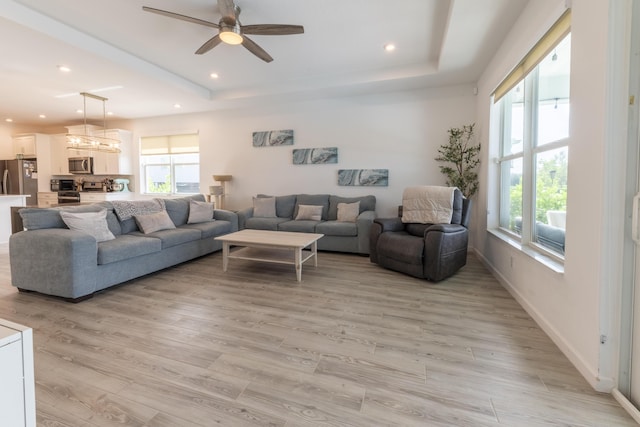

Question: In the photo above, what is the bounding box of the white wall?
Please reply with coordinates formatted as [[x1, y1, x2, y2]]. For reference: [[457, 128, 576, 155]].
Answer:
[[121, 85, 476, 217], [475, 0, 619, 391]]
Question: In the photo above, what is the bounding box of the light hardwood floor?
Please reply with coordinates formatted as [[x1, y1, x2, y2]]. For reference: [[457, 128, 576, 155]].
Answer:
[[0, 243, 636, 426]]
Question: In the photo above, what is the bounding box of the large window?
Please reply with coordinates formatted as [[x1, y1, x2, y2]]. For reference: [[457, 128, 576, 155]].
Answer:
[[494, 12, 570, 258], [140, 133, 200, 195]]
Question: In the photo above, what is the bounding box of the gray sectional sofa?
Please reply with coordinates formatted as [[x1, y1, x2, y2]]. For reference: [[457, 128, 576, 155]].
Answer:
[[236, 194, 376, 255], [10, 195, 238, 301]]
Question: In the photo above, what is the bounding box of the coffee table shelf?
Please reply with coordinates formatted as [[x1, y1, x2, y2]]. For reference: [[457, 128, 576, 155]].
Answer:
[[215, 230, 324, 282]]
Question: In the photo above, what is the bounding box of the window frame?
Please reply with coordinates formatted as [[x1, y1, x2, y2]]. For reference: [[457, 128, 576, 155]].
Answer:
[[494, 31, 570, 263]]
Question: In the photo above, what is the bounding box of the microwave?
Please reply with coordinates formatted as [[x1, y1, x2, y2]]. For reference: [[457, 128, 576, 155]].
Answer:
[[68, 157, 94, 174]]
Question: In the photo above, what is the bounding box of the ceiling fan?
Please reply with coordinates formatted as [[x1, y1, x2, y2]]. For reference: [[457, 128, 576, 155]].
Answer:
[[142, 0, 304, 63]]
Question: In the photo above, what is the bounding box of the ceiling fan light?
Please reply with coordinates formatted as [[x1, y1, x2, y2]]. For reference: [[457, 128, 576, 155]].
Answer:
[[219, 24, 243, 45]]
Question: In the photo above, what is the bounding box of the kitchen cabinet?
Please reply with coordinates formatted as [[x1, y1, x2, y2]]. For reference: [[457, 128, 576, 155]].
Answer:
[[12, 133, 49, 158], [0, 319, 35, 427], [66, 129, 132, 175], [50, 134, 70, 174], [38, 192, 58, 207]]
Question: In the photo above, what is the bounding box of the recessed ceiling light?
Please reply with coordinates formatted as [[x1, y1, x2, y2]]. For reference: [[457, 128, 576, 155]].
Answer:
[[39, 114, 46, 119], [210, 73, 219, 79], [76, 109, 83, 114], [383, 43, 396, 52], [5, 118, 13, 123], [174, 103, 182, 109], [107, 111, 114, 116], [57, 65, 71, 72]]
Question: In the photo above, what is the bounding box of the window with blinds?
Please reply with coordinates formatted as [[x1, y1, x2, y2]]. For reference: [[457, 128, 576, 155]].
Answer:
[[493, 10, 571, 260], [140, 133, 200, 194]]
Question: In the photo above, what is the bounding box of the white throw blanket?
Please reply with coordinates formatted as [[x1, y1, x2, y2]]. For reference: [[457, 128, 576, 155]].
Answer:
[[402, 186, 456, 224]]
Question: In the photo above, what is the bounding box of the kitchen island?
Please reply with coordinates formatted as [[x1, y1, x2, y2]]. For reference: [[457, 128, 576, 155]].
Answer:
[[1, 195, 28, 243]]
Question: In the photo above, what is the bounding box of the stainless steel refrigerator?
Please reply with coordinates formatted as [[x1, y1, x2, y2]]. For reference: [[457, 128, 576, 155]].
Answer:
[[1, 159, 38, 206]]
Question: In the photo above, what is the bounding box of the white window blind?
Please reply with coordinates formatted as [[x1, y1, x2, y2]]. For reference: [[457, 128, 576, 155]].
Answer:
[[493, 9, 571, 103], [140, 133, 199, 155]]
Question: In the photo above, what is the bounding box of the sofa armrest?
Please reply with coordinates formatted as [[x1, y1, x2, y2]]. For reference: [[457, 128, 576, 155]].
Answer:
[[236, 207, 254, 230], [214, 209, 239, 232], [9, 229, 98, 299], [355, 210, 376, 255]]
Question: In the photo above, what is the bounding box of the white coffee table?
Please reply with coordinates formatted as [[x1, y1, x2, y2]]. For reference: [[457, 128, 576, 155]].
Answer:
[[215, 229, 324, 282]]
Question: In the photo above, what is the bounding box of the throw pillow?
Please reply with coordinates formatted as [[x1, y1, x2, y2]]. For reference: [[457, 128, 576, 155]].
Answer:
[[253, 197, 277, 218], [295, 204, 323, 221], [59, 209, 115, 242], [188, 200, 214, 224], [134, 210, 176, 234], [337, 201, 360, 222]]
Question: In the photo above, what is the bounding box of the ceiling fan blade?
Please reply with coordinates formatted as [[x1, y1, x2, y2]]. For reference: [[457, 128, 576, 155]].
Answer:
[[241, 36, 273, 63], [217, 0, 237, 25], [242, 24, 304, 36], [195, 35, 223, 55], [142, 6, 219, 29]]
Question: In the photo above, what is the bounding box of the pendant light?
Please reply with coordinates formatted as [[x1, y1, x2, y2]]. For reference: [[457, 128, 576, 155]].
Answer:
[[66, 92, 121, 153]]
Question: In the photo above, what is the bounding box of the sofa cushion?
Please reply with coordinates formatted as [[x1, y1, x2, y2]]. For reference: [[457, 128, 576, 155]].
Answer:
[[337, 202, 360, 222], [60, 209, 115, 242], [278, 220, 322, 233], [97, 234, 162, 265], [294, 194, 330, 220], [135, 210, 176, 234], [316, 221, 357, 237], [182, 220, 233, 239], [130, 227, 202, 249], [245, 217, 291, 231], [295, 205, 323, 221], [188, 200, 214, 224], [376, 231, 424, 265], [253, 197, 276, 218], [257, 194, 296, 218], [328, 195, 376, 220], [165, 194, 206, 226]]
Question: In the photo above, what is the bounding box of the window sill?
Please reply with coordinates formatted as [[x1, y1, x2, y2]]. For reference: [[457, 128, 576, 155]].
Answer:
[[487, 228, 565, 274]]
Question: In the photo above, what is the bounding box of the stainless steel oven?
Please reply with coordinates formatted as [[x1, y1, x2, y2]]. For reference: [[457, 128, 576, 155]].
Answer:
[[57, 191, 81, 204], [50, 179, 75, 191]]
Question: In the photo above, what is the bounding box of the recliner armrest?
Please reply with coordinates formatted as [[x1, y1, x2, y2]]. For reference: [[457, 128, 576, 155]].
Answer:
[[373, 217, 405, 232], [426, 223, 467, 234], [213, 209, 239, 231]]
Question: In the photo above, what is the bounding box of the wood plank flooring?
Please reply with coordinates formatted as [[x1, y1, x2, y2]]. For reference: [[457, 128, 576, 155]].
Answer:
[[0, 243, 636, 426]]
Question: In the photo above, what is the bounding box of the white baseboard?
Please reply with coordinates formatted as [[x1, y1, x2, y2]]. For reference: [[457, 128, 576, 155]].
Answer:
[[612, 389, 640, 424], [473, 248, 614, 392]]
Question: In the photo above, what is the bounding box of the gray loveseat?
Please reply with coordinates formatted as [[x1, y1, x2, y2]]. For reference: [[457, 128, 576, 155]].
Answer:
[[237, 194, 376, 255], [10, 195, 238, 301]]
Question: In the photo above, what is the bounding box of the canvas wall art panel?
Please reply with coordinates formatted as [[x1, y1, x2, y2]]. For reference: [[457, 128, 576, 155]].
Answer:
[[252, 129, 294, 147], [293, 147, 338, 164], [338, 169, 389, 186]]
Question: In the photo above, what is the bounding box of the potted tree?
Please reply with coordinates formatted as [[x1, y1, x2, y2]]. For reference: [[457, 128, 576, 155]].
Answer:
[[435, 123, 480, 198]]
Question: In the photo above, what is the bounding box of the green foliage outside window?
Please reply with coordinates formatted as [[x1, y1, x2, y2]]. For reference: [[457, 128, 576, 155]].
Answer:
[[147, 175, 171, 193], [509, 151, 567, 229]]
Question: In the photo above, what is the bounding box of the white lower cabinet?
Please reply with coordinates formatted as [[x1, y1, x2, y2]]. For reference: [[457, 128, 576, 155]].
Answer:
[[0, 319, 35, 427]]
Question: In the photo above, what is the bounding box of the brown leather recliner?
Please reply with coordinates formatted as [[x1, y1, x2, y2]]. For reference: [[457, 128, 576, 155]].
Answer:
[[369, 189, 471, 281]]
